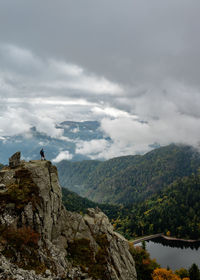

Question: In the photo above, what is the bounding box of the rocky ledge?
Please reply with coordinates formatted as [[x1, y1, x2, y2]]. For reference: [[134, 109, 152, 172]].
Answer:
[[0, 154, 137, 280]]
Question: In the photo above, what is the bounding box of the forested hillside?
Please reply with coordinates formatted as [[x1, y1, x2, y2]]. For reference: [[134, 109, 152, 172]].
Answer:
[[57, 144, 200, 205], [62, 187, 124, 220], [58, 160, 101, 194], [62, 171, 200, 240], [115, 172, 200, 239]]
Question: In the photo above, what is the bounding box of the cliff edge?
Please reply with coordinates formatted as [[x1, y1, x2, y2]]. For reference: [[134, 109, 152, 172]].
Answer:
[[0, 155, 137, 280]]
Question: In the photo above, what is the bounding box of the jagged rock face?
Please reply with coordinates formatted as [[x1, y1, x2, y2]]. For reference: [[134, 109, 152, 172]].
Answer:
[[0, 159, 137, 280], [9, 152, 21, 168]]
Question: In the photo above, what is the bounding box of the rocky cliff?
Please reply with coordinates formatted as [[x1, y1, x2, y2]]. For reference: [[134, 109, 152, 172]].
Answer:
[[0, 154, 137, 280]]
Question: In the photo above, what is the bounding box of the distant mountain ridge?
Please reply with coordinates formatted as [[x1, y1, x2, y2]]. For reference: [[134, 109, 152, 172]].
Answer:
[[57, 144, 200, 205], [0, 121, 107, 164]]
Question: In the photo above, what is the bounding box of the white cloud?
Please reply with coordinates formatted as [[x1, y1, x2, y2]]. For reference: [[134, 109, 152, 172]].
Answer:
[[71, 127, 80, 133], [0, 43, 200, 161], [76, 139, 110, 158], [100, 111, 200, 157], [67, 75, 123, 95], [0, 44, 124, 139], [52, 150, 73, 163], [91, 106, 135, 118], [43, 60, 123, 95], [49, 60, 83, 77], [0, 44, 42, 75]]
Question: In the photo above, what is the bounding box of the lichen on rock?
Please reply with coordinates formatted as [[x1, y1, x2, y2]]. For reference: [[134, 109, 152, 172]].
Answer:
[[0, 156, 137, 280]]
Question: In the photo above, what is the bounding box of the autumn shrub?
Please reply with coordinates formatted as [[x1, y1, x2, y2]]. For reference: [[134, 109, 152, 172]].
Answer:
[[1, 226, 40, 249], [0, 225, 46, 274], [175, 268, 189, 279], [152, 268, 181, 280], [129, 243, 159, 280]]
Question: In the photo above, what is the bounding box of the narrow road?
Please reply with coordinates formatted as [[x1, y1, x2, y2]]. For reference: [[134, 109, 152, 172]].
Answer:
[[131, 233, 163, 244]]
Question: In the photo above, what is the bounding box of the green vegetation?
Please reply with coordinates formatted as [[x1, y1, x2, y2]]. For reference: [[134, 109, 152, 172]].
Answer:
[[67, 235, 110, 279], [130, 242, 200, 280], [58, 144, 200, 205], [189, 263, 200, 280], [115, 172, 200, 239], [62, 187, 98, 213], [60, 145, 200, 239], [0, 168, 41, 214], [129, 242, 159, 280], [62, 171, 200, 240], [175, 268, 190, 279], [58, 160, 101, 194], [62, 187, 123, 220]]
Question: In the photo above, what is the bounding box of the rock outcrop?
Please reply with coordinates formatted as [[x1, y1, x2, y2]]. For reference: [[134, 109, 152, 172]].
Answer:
[[9, 152, 21, 168], [0, 156, 137, 280]]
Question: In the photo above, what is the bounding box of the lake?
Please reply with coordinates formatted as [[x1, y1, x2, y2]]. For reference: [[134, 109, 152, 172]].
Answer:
[[140, 237, 200, 270]]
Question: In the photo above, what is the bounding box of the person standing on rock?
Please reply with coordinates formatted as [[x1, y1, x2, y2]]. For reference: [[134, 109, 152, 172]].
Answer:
[[40, 148, 46, 160]]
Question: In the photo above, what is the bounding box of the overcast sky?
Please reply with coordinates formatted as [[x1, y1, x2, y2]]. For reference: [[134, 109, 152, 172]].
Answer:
[[1, 0, 200, 158]]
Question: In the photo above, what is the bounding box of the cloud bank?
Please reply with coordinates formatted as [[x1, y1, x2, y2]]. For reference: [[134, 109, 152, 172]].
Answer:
[[0, 0, 200, 160]]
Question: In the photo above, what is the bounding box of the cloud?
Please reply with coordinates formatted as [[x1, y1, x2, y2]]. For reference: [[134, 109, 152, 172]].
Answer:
[[76, 139, 110, 159], [0, 43, 200, 160], [91, 106, 135, 118], [0, 44, 124, 138], [52, 150, 73, 163], [100, 111, 200, 157], [1, 0, 200, 162]]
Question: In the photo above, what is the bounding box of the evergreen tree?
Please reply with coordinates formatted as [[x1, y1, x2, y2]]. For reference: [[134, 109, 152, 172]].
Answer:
[[189, 263, 200, 280]]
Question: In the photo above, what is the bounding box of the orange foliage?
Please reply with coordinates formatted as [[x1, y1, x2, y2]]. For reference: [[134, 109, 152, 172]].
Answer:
[[2, 226, 40, 248], [152, 268, 181, 280]]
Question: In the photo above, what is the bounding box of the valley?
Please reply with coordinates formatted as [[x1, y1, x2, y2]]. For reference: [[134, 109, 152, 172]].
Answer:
[[59, 144, 200, 240]]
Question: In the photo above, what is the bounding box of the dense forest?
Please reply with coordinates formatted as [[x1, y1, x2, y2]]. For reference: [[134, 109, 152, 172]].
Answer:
[[62, 187, 124, 220], [115, 172, 200, 239], [57, 144, 200, 205], [62, 171, 200, 239], [61, 145, 200, 240]]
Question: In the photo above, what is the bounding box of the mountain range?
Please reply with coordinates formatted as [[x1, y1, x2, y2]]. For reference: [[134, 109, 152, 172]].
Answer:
[[57, 144, 200, 205], [0, 121, 108, 164]]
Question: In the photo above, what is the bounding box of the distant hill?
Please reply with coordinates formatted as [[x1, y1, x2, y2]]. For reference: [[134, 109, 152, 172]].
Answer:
[[62, 187, 122, 220], [57, 144, 200, 205]]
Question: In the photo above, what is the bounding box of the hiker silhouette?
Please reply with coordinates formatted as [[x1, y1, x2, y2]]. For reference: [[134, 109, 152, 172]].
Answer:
[[40, 148, 46, 160]]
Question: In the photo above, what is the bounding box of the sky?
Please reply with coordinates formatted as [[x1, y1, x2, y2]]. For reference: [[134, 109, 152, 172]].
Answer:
[[0, 0, 200, 159]]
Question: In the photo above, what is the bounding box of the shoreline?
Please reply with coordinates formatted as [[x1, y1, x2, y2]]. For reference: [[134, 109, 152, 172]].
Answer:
[[131, 233, 163, 244], [161, 235, 200, 243], [132, 233, 200, 244]]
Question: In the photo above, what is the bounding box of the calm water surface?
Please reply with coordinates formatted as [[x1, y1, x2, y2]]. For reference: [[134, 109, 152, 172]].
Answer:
[[141, 238, 200, 270]]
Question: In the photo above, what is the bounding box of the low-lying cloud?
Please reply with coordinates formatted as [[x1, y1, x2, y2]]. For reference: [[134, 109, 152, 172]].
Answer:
[[52, 151, 73, 163], [0, 43, 200, 161]]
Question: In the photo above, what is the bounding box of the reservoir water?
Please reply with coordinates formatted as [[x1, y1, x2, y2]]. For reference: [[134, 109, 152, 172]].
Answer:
[[141, 237, 200, 270]]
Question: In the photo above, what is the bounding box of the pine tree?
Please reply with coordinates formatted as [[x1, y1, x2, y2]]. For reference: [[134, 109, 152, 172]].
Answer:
[[189, 263, 200, 280]]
